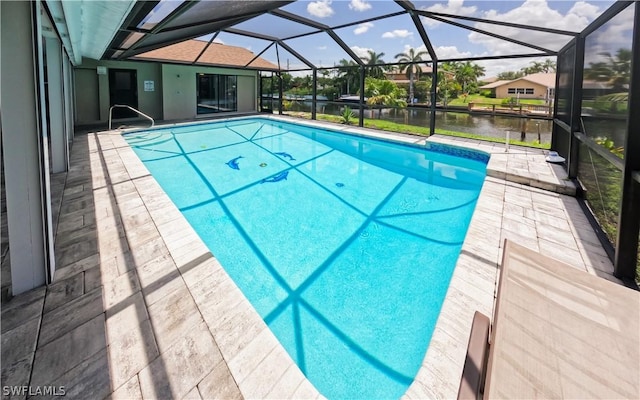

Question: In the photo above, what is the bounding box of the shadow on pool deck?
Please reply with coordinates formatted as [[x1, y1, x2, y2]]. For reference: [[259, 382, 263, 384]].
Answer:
[[0, 119, 626, 400]]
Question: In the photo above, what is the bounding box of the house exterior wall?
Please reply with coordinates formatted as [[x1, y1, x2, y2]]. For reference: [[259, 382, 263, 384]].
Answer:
[[2, 0, 51, 294], [495, 81, 549, 99], [75, 69, 101, 122], [161, 64, 194, 121], [74, 60, 258, 124], [161, 64, 257, 120], [237, 75, 257, 113], [75, 59, 164, 124]]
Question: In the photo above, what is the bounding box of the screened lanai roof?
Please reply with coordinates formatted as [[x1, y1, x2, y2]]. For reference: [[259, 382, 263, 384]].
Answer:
[[47, 0, 618, 74]]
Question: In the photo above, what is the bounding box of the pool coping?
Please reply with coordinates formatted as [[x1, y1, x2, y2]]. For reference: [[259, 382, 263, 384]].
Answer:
[[110, 115, 615, 399], [74, 116, 616, 398], [118, 114, 493, 398], [121, 114, 575, 197]]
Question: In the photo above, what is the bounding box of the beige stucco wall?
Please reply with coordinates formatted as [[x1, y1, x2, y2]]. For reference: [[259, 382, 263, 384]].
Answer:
[[75, 68, 101, 123], [161, 64, 257, 121], [237, 75, 256, 113], [495, 81, 548, 99], [75, 59, 164, 124], [74, 59, 258, 124]]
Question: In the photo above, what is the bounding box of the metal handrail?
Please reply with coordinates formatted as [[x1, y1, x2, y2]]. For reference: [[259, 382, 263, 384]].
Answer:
[[108, 104, 154, 130]]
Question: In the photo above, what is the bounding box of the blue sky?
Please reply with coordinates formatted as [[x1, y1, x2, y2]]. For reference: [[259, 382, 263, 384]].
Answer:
[[193, 0, 626, 77]]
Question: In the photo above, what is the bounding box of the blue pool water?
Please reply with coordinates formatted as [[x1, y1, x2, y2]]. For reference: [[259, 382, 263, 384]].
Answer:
[[125, 118, 487, 399]]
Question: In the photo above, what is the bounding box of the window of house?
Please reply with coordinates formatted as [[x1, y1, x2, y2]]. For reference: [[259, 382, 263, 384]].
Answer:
[[196, 74, 237, 114], [508, 87, 535, 95]]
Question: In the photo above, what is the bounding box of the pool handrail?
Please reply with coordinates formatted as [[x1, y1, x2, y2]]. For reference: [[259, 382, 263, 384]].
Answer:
[[109, 104, 154, 130]]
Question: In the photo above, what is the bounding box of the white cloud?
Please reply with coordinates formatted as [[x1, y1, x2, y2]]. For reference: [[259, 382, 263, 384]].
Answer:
[[213, 38, 224, 44], [468, 0, 605, 56], [399, 44, 528, 78], [349, 0, 372, 12], [422, 0, 477, 27], [307, 0, 334, 18], [382, 29, 413, 39], [317, 45, 327, 50], [434, 45, 472, 60], [584, 5, 634, 65], [396, 44, 432, 60], [393, 44, 534, 79], [394, 44, 474, 64], [350, 45, 373, 58], [568, 1, 601, 20], [354, 22, 374, 35]]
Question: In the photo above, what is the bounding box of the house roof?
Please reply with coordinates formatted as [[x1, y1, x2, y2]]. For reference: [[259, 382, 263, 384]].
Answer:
[[133, 40, 278, 70], [386, 65, 433, 77], [479, 80, 512, 89], [520, 73, 556, 87], [480, 76, 499, 84], [386, 65, 456, 83], [479, 73, 556, 90]]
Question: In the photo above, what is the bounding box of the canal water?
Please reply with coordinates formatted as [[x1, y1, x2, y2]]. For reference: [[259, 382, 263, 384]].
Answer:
[[279, 100, 553, 144]]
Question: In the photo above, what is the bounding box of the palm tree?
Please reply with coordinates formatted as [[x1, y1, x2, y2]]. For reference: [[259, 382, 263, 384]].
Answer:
[[456, 62, 475, 95], [521, 59, 556, 75], [455, 61, 485, 98], [394, 47, 429, 103], [541, 59, 556, 73], [584, 48, 631, 92], [364, 77, 407, 108], [336, 59, 359, 95], [437, 63, 462, 107], [497, 70, 524, 80], [362, 50, 387, 79], [471, 63, 486, 80]]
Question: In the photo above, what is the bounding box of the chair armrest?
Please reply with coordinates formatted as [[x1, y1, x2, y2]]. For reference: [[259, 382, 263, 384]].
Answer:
[[457, 311, 491, 400]]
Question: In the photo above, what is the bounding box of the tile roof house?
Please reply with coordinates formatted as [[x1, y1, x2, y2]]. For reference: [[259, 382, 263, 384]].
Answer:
[[479, 79, 512, 89], [385, 65, 455, 84], [479, 73, 556, 99], [385, 65, 434, 83], [480, 76, 499, 84], [133, 39, 279, 70]]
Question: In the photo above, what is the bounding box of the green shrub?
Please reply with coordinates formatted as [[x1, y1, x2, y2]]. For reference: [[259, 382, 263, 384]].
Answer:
[[592, 93, 629, 114], [341, 106, 355, 125], [595, 136, 624, 158], [501, 97, 516, 106]]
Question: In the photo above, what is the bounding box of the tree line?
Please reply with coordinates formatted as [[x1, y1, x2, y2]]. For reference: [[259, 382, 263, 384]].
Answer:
[[271, 47, 560, 107], [496, 59, 556, 80]]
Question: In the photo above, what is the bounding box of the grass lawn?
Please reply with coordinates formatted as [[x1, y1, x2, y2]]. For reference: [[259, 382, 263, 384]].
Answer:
[[285, 111, 550, 149], [448, 94, 547, 106]]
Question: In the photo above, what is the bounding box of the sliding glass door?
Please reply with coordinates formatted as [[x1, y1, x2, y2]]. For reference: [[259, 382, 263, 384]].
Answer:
[[196, 73, 237, 114]]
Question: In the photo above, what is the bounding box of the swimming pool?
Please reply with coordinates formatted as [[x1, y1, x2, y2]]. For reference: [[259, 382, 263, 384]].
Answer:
[[125, 117, 488, 399]]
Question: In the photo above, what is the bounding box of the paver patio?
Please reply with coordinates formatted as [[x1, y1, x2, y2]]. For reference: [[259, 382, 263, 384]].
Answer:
[[1, 115, 625, 399]]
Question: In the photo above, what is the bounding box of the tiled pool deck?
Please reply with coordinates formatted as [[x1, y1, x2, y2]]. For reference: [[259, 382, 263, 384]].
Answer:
[[1, 115, 623, 399]]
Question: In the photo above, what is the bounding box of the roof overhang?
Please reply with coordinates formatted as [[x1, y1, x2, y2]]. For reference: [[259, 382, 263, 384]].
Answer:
[[45, 0, 136, 65]]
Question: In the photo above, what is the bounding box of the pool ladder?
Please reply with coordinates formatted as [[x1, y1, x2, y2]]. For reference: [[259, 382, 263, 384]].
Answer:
[[108, 104, 155, 130]]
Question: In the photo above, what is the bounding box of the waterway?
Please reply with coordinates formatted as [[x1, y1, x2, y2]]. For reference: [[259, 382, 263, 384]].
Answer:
[[277, 100, 554, 144]]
